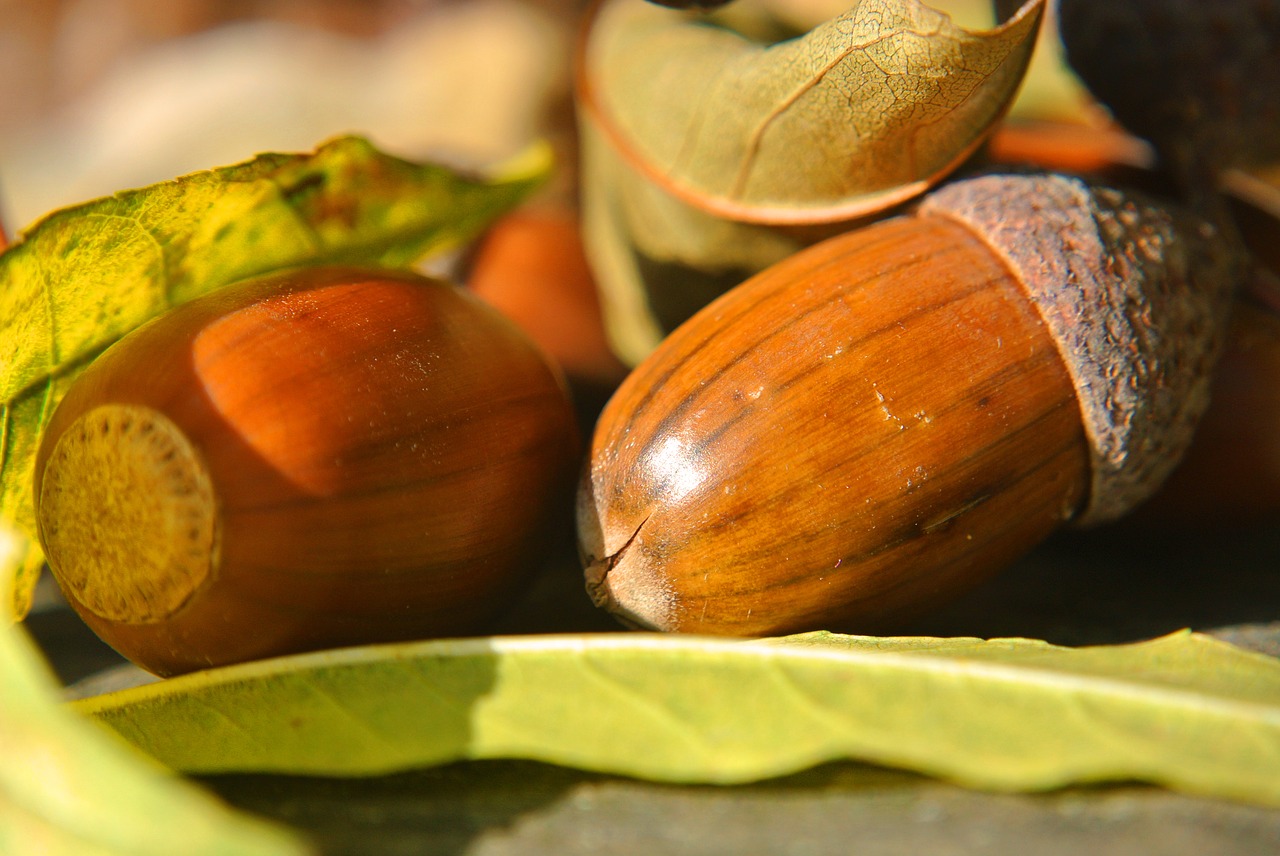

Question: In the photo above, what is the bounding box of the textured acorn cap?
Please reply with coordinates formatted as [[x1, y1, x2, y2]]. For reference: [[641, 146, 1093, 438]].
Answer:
[[920, 172, 1237, 523]]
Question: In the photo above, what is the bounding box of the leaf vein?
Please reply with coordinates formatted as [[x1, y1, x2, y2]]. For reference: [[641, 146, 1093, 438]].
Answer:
[[577, 654, 716, 758], [733, 30, 904, 200], [300, 678, 401, 750], [187, 695, 275, 757]]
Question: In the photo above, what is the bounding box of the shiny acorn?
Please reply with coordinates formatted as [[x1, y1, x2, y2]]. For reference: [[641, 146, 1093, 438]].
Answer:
[[578, 173, 1236, 636], [35, 266, 579, 675]]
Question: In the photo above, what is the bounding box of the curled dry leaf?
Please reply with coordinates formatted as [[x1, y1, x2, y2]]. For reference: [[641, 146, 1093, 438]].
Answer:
[[581, 0, 1045, 223], [577, 0, 1045, 363]]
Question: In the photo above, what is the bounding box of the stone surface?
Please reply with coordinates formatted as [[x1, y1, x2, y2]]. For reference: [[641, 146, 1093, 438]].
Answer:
[[199, 761, 1280, 856]]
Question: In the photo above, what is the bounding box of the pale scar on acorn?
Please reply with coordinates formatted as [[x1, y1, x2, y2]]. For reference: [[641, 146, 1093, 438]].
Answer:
[[577, 172, 1235, 637]]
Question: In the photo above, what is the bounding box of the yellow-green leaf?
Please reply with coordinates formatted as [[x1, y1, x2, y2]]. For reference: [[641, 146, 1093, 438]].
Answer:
[[0, 136, 551, 616], [0, 521, 309, 856], [74, 631, 1280, 806], [580, 0, 1045, 223]]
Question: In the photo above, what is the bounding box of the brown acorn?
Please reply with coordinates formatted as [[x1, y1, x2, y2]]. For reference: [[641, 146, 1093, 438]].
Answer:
[[467, 206, 629, 389], [35, 266, 580, 675], [577, 172, 1236, 636]]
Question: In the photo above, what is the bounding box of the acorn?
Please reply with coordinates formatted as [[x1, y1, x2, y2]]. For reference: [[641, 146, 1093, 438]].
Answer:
[[467, 206, 629, 389], [1056, 0, 1280, 187], [577, 172, 1236, 636], [34, 266, 579, 675]]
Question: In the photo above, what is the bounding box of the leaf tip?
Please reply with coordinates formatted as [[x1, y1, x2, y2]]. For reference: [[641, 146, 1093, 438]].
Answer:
[[485, 138, 557, 194]]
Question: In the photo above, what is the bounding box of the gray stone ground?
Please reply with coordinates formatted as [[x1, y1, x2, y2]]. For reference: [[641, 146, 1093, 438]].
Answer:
[[28, 523, 1280, 856]]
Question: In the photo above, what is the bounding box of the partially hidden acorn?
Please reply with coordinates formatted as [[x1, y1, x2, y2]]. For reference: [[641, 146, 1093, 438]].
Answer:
[[1056, 0, 1280, 182], [467, 206, 629, 389], [35, 266, 579, 675], [578, 172, 1236, 636]]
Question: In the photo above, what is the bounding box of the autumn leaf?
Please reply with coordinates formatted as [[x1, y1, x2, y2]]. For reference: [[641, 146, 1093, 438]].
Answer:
[[580, 0, 1045, 223], [74, 631, 1280, 807], [0, 137, 551, 617]]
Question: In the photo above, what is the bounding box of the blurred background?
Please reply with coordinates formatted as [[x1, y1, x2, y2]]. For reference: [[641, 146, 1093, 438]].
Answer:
[[0, 0, 1099, 234], [0, 0, 588, 232]]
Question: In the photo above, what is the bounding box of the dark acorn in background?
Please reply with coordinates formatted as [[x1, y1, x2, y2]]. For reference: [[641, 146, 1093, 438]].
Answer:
[[34, 267, 580, 675], [578, 173, 1235, 636], [1055, 0, 1280, 193], [1053, 0, 1280, 527]]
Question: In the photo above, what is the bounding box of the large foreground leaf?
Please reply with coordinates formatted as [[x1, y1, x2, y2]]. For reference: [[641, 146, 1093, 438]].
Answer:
[[0, 136, 550, 615], [75, 631, 1280, 806], [0, 522, 309, 856]]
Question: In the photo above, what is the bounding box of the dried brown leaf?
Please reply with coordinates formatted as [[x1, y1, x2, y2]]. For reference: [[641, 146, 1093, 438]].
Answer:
[[580, 0, 1045, 224]]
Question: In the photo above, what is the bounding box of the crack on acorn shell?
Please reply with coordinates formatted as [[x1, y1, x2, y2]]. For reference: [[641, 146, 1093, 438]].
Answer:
[[584, 512, 657, 629]]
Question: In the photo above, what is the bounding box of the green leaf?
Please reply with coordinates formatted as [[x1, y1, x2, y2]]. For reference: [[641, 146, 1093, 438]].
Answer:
[[0, 136, 551, 615], [0, 521, 309, 856], [73, 631, 1280, 806]]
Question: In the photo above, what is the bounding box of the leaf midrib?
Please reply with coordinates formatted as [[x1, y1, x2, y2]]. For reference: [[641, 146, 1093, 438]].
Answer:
[[74, 633, 1280, 728]]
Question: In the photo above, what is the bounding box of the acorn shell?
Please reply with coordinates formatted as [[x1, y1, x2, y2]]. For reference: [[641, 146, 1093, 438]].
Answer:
[[578, 173, 1235, 635]]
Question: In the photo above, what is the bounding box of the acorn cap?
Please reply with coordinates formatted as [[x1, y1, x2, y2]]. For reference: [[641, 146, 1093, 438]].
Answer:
[[920, 172, 1237, 524]]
